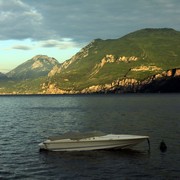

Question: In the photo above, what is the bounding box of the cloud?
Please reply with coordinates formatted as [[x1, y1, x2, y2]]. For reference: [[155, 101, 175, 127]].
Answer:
[[0, 0, 43, 40], [0, 0, 179, 44], [40, 39, 81, 49], [10, 45, 33, 50], [40, 40, 60, 48], [6, 39, 81, 51]]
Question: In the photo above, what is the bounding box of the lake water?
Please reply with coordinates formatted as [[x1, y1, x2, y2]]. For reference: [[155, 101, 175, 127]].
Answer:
[[0, 94, 179, 179]]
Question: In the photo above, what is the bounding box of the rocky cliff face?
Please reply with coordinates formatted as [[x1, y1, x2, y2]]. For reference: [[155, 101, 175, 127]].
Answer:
[[84, 68, 180, 93], [138, 68, 180, 92], [41, 68, 180, 94]]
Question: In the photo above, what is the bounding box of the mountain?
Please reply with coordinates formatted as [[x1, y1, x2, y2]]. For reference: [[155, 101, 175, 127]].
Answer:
[[43, 28, 180, 94], [0, 72, 8, 80], [0, 28, 180, 94], [6, 55, 59, 80]]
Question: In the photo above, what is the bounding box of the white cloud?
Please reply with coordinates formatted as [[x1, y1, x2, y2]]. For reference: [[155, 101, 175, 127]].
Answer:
[[6, 39, 81, 51], [40, 39, 81, 50], [10, 45, 33, 50]]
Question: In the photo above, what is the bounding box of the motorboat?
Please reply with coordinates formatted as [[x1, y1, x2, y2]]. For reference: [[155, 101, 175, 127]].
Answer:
[[39, 131, 149, 152]]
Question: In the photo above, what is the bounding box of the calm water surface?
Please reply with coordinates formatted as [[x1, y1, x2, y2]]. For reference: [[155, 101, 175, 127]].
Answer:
[[0, 94, 179, 179]]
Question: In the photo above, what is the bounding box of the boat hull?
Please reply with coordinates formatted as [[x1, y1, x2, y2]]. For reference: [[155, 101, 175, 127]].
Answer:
[[39, 134, 149, 152]]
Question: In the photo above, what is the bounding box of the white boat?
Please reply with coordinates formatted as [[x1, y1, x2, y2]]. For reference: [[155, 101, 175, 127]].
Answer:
[[39, 131, 149, 152]]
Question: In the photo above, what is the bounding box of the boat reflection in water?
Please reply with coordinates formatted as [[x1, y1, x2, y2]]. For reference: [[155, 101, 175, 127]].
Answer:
[[39, 131, 149, 152]]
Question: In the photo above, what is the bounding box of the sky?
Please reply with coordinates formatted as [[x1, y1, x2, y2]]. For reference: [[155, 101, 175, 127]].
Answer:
[[0, 0, 180, 73]]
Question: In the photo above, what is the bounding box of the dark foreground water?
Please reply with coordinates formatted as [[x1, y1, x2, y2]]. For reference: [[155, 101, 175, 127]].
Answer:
[[0, 94, 179, 179]]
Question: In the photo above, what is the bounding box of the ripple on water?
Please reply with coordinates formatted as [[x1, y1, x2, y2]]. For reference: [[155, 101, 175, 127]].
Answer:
[[0, 94, 179, 179]]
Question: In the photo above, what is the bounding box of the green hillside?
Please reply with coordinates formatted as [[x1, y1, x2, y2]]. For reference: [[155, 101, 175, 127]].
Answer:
[[0, 28, 180, 94], [47, 28, 180, 91]]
